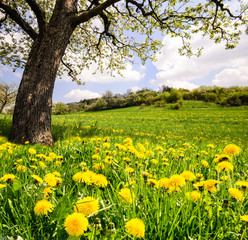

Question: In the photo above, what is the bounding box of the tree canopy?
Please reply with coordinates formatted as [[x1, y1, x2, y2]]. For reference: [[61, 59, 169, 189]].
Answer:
[[1, 0, 247, 83]]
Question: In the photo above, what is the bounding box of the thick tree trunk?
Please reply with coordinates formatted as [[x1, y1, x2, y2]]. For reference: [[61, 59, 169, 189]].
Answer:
[[9, 12, 75, 145]]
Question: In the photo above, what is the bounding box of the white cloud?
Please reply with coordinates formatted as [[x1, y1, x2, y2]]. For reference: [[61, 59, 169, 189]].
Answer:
[[64, 89, 100, 100], [130, 86, 142, 93], [212, 66, 248, 87], [59, 62, 144, 83], [151, 31, 248, 89]]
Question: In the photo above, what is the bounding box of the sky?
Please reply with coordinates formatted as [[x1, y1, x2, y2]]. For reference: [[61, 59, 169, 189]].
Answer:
[[1, 31, 248, 103]]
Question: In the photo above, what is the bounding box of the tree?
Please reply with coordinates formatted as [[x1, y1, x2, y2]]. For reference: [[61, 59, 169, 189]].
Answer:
[[0, 0, 247, 145], [0, 80, 17, 113]]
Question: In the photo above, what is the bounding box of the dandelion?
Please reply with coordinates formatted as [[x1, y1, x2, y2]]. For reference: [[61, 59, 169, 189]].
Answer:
[[159, 178, 171, 189], [93, 163, 105, 170], [201, 160, 209, 167], [0, 184, 6, 189], [118, 188, 135, 203], [224, 144, 241, 156], [31, 174, 43, 183], [0, 174, 16, 184], [216, 161, 233, 172], [203, 179, 221, 193], [147, 179, 159, 188], [236, 181, 248, 189], [28, 148, 36, 155], [125, 218, 145, 238], [64, 212, 88, 237], [181, 171, 196, 181], [34, 200, 54, 216], [73, 171, 91, 184], [241, 215, 248, 222], [74, 197, 99, 216], [125, 167, 134, 174], [39, 161, 46, 169], [44, 173, 57, 187], [214, 154, 232, 163], [229, 188, 244, 201], [169, 174, 186, 191], [92, 173, 108, 187], [43, 187, 53, 199], [124, 138, 133, 145], [17, 165, 26, 172], [186, 191, 201, 202]]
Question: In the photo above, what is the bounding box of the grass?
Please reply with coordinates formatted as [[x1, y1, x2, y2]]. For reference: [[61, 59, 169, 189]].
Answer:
[[0, 101, 248, 239]]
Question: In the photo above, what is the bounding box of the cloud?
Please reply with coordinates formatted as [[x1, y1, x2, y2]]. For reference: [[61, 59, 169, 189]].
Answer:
[[212, 66, 248, 87], [151, 31, 248, 89], [64, 89, 101, 100], [59, 62, 144, 83]]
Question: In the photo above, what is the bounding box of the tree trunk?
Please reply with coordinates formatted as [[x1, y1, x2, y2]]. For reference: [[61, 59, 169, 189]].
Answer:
[[9, 12, 75, 145]]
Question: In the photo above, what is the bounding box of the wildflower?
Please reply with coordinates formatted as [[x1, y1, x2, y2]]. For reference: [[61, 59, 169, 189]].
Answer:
[[74, 197, 99, 216], [56, 161, 62, 166], [64, 212, 88, 237], [28, 148, 36, 154], [93, 163, 105, 170], [31, 174, 43, 183], [159, 178, 171, 188], [125, 167, 134, 174], [125, 218, 145, 238], [73, 171, 91, 184], [181, 171, 196, 181], [224, 144, 241, 156], [216, 161, 233, 172], [0, 174, 16, 184], [236, 181, 248, 189], [34, 200, 54, 216], [186, 191, 201, 202], [44, 173, 57, 187], [0, 184, 6, 189], [203, 179, 221, 193], [145, 150, 154, 157], [124, 138, 133, 145], [170, 174, 186, 189], [240, 215, 248, 222], [92, 154, 101, 160], [92, 173, 108, 187], [39, 161, 46, 169], [201, 160, 209, 167], [229, 188, 244, 201], [103, 142, 110, 149], [147, 179, 159, 188], [49, 152, 57, 159], [151, 159, 158, 164], [43, 187, 53, 199], [214, 154, 232, 163], [118, 188, 135, 203]]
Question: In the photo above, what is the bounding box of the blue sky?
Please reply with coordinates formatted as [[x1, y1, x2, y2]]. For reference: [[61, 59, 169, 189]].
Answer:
[[1, 31, 248, 103]]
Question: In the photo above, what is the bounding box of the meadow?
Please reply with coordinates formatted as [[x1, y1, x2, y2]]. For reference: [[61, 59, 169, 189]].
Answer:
[[0, 101, 248, 239]]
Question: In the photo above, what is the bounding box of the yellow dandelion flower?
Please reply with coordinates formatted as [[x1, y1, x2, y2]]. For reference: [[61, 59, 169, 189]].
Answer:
[[125, 167, 134, 174], [147, 179, 159, 188], [39, 161, 46, 169], [43, 187, 53, 199], [203, 179, 221, 193], [31, 174, 43, 183], [228, 188, 244, 201], [49, 152, 57, 159], [159, 178, 171, 188], [92, 173, 108, 187], [16, 165, 26, 172], [181, 171, 196, 181], [93, 163, 105, 170], [216, 161, 233, 172], [64, 212, 88, 237], [74, 197, 99, 216], [34, 200, 54, 216], [186, 191, 201, 202], [224, 144, 241, 156], [236, 181, 248, 189], [0, 184, 6, 189], [118, 188, 135, 203], [124, 138, 133, 145], [0, 174, 16, 184], [240, 215, 248, 222], [125, 218, 145, 238], [28, 148, 36, 155], [214, 154, 232, 163], [56, 161, 62, 166], [170, 174, 186, 187], [201, 160, 209, 167], [44, 173, 57, 187], [73, 171, 91, 184]]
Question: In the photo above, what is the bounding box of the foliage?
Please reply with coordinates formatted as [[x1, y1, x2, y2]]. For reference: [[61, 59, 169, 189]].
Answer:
[[0, 80, 17, 113]]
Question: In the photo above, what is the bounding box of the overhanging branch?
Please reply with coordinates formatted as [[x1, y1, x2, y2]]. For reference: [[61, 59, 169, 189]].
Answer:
[[25, 0, 46, 32], [0, 0, 38, 40]]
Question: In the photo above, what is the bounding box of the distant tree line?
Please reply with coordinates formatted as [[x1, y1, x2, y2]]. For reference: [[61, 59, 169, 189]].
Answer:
[[51, 86, 248, 114]]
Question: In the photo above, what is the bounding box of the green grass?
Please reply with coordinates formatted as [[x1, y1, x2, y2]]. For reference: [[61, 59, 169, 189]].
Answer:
[[0, 101, 248, 239]]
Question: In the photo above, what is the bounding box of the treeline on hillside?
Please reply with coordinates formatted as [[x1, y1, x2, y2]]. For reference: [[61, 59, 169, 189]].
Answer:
[[51, 86, 248, 114]]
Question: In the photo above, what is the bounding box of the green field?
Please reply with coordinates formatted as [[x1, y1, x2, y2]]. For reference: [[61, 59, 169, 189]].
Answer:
[[0, 101, 248, 239]]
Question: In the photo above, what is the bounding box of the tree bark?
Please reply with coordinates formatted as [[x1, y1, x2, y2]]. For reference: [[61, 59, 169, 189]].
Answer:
[[9, 11, 75, 145]]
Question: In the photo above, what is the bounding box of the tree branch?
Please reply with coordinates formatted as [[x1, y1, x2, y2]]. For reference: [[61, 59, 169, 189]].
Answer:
[[0, 0, 38, 40], [25, 0, 46, 32], [72, 0, 120, 26]]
